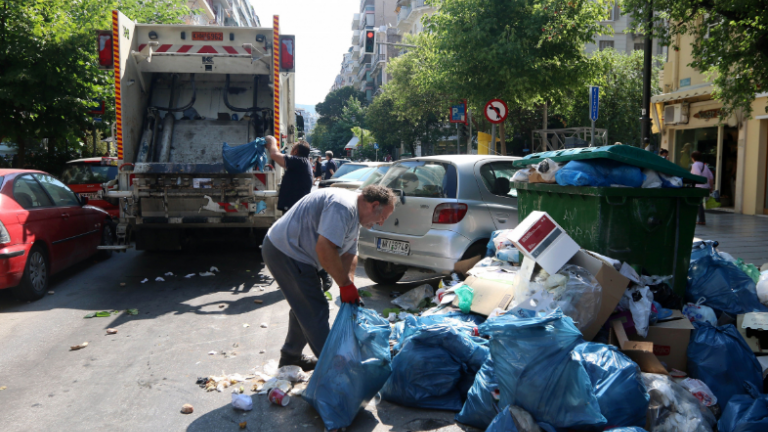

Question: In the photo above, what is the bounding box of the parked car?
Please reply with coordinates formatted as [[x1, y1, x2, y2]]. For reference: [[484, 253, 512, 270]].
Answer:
[[319, 159, 351, 179], [358, 155, 521, 284], [318, 162, 387, 188], [0, 170, 115, 300], [329, 163, 392, 190], [61, 157, 120, 218]]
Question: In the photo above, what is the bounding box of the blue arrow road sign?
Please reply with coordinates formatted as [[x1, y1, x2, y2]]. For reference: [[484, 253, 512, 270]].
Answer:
[[589, 86, 599, 121], [374, 142, 379, 150]]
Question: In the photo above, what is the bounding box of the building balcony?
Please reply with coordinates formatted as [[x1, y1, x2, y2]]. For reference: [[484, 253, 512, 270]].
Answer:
[[352, 30, 360, 44], [357, 63, 371, 82], [352, 13, 360, 30], [396, 0, 436, 33], [352, 45, 361, 59]]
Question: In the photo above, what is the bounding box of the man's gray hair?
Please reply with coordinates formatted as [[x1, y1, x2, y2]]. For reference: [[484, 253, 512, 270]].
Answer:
[[325, 150, 333, 157], [361, 185, 397, 207]]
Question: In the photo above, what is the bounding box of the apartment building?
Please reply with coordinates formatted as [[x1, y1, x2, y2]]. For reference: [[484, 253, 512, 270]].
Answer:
[[651, 32, 767, 216], [586, 3, 663, 57], [183, 0, 261, 27], [394, 0, 437, 36]]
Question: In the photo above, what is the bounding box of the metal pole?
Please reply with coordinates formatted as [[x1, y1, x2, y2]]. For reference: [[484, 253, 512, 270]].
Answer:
[[467, 110, 472, 155], [456, 123, 460, 154], [591, 120, 596, 147], [490, 124, 496, 155], [641, 0, 653, 149]]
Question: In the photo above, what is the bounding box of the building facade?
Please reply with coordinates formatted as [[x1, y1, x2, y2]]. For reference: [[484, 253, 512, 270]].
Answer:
[[651, 32, 768, 216], [183, 0, 261, 27], [585, 3, 663, 57]]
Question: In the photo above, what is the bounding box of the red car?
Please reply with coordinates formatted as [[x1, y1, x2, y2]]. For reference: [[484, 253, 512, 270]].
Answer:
[[0, 169, 114, 300], [61, 157, 120, 218]]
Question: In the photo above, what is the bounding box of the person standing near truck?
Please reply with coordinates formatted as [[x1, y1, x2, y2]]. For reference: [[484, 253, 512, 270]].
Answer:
[[323, 151, 337, 180], [262, 185, 396, 370]]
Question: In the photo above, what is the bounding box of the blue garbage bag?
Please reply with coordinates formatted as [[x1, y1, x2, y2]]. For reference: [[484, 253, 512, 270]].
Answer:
[[572, 342, 649, 428], [605, 428, 647, 432], [687, 241, 768, 316], [393, 312, 485, 353], [555, 159, 645, 188], [687, 322, 763, 407], [455, 358, 499, 429], [479, 309, 606, 429], [381, 323, 489, 411], [718, 381, 768, 432], [222, 138, 267, 173], [303, 304, 392, 431], [485, 405, 557, 432], [485, 406, 520, 432]]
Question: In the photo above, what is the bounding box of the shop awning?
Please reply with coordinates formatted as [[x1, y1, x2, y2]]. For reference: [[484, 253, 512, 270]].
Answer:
[[344, 137, 359, 150], [650, 84, 713, 103]]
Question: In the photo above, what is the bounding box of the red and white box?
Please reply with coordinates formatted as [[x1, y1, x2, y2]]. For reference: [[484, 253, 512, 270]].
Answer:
[[507, 211, 580, 275]]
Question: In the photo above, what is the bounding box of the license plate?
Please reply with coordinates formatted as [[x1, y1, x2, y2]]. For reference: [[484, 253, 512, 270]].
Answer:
[[377, 238, 410, 256]]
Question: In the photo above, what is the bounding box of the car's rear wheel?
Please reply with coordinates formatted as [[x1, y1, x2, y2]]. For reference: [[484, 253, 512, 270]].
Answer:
[[364, 259, 406, 285], [11, 245, 48, 301], [99, 221, 114, 260]]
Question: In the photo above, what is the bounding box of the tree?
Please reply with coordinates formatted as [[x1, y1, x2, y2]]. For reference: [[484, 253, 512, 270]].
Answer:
[[366, 91, 421, 157], [555, 49, 663, 147], [0, 0, 192, 168], [350, 127, 376, 160], [315, 87, 367, 127], [622, 0, 768, 118]]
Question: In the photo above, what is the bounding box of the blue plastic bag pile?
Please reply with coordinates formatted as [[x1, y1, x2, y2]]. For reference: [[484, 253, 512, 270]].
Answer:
[[221, 137, 267, 174]]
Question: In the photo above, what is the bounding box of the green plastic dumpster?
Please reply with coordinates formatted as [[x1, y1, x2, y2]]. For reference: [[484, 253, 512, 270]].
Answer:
[[512, 146, 709, 296]]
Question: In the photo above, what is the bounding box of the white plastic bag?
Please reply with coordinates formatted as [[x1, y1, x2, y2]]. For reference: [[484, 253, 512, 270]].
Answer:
[[511, 168, 532, 183], [231, 392, 254, 411], [642, 169, 663, 188], [275, 365, 309, 383], [659, 172, 683, 188], [391, 284, 434, 310], [679, 378, 717, 407], [536, 158, 561, 183], [643, 373, 716, 432], [682, 298, 717, 326], [757, 271, 768, 306], [624, 285, 654, 338]]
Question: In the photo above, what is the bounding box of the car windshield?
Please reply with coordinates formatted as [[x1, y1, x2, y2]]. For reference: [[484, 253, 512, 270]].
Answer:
[[61, 163, 118, 185], [337, 167, 374, 181], [379, 161, 457, 198], [361, 165, 390, 188], [332, 163, 366, 179]]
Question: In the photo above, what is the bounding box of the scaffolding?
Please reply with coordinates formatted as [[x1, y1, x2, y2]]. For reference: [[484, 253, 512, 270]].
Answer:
[[531, 127, 609, 153]]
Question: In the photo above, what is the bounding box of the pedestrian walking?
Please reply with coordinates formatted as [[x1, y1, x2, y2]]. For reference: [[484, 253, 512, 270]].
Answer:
[[262, 185, 396, 370], [659, 149, 669, 160], [690, 151, 714, 226], [265, 136, 313, 213], [313, 157, 323, 183], [323, 151, 337, 180]]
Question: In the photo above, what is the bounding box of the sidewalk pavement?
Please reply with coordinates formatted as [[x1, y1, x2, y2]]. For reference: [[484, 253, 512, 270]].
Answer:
[[694, 210, 768, 267]]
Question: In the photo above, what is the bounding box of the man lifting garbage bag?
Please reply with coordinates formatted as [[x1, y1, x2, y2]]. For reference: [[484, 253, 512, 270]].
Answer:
[[303, 304, 392, 431]]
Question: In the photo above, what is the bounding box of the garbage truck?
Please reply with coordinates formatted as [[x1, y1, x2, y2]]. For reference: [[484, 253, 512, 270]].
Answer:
[[99, 11, 295, 251]]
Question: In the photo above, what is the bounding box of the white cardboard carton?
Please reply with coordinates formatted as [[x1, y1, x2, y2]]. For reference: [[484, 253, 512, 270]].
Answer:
[[507, 211, 580, 275]]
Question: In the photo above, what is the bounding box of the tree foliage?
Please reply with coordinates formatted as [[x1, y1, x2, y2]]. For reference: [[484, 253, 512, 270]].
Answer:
[[315, 87, 367, 126], [0, 0, 192, 168], [621, 0, 768, 117]]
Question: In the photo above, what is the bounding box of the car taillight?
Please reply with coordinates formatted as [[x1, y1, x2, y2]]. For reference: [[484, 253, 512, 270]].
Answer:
[[432, 203, 468, 224], [0, 220, 10, 245]]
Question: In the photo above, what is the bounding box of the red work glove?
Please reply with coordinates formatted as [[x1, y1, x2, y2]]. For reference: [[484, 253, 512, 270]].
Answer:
[[339, 283, 362, 305]]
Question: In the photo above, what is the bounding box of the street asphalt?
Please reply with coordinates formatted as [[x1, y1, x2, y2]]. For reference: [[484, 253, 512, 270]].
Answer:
[[0, 241, 475, 432]]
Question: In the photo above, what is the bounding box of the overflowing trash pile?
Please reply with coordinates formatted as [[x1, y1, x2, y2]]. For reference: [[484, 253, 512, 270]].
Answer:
[[300, 208, 768, 431]]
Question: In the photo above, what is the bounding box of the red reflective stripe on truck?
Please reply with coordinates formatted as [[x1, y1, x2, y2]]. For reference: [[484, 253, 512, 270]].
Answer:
[[112, 10, 123, 160], [273, 15, 280, 139], [222, 46, 238, 54]]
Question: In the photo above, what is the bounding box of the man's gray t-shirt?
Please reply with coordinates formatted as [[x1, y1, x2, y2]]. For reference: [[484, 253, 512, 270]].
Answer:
[[266, 188, 359, 269]]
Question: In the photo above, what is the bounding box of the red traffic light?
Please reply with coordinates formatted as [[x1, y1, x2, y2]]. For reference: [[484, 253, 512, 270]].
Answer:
[[367, 32, 374, 38]]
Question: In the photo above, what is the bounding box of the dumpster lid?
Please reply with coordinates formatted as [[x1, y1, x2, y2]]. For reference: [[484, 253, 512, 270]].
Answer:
[[512, 145, 707, 184]]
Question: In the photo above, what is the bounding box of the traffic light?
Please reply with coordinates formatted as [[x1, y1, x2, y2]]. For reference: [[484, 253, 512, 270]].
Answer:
[[364, 30, 376, 55]]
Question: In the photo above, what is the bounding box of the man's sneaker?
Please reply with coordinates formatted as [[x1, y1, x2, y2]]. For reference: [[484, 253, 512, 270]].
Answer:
[[320, 272, 333, 292], [278, 354, 318, 371]]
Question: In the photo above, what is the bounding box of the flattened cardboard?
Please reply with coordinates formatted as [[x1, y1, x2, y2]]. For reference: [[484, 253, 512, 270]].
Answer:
[[630, 310, 695, 372], [610, 320, 668, 374], [570, 250, 631, 341], [453, 275, 515, 316], [737, 313, 768, 354], [454, 254, 484, 275]]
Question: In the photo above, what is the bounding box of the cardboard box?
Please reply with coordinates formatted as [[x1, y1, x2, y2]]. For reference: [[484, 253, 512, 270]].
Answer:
[[610, 320, 669, 374], [737, 313, 768, 354], [452, 275, 515, 316], [507, 211, 580, 275], [569, 250, 631, 341], [629, 310, 695, 372]]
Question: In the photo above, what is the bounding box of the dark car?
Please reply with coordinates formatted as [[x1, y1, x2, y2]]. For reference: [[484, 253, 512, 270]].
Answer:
[[318, 162, 385, 188], [0, 169, 115, 300]]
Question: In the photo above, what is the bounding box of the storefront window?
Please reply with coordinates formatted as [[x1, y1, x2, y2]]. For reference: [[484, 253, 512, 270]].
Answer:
[[674, 127, 718, 171]]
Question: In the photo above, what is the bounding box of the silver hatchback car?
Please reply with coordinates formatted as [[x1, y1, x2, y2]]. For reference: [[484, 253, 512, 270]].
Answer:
[[359, 155, 521, 284]]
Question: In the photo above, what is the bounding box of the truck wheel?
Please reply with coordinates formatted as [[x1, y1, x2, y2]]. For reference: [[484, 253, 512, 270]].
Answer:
[[99, 221, 115, 260], [364, 259, 406, 285], [11, 245, 48, 301]]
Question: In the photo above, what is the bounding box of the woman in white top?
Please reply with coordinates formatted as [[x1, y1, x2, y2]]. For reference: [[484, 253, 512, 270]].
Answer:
[[690, 150, 714, 225]]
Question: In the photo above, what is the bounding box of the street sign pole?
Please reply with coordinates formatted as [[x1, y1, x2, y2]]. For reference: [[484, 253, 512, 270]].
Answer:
[[491, 124, 496, 154], [456, 123, 460, 154], [591, 119, 595, 147], [467, 109, 472, 155]]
